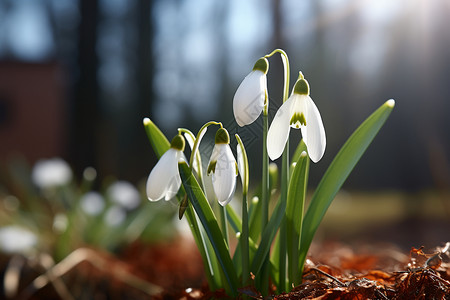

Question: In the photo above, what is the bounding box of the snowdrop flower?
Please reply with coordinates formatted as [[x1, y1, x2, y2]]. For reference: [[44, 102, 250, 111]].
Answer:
[[0, 226, 37, 254], [104, 205, 126, 227], [267, 72, 326, 163], [146, 134, 186, 201], [207, 128, 237, 206], [233, 57, 268, 126], [31, 158, 73, 188], [107, 180, 140, 210], [80, 191, 105, 216]]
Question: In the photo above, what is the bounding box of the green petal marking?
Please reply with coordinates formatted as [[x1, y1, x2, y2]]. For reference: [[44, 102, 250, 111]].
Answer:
[[170, 134, 185, 151], [207, 160, 217, 175], [215, 128, 230, 144], [290, 112, 307, 128], [252, 57, 269, 74]]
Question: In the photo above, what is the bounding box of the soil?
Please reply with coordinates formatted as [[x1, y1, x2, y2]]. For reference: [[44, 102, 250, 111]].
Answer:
[[0, 238, 449, 299]]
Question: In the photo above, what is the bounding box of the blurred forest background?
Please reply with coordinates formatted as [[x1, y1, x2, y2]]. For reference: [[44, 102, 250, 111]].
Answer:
[[0, 0, 449, 196]]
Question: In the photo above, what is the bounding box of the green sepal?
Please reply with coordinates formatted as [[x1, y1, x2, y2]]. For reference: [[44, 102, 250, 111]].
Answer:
[[252, 57, 269, 74], [170, 134, 185, 151], [215, 127, 230, 144], [293, 72, 309, 95]]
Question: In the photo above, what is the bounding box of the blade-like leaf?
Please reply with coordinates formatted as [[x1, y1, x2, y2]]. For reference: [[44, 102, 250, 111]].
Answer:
[[290, 140, 307, 175], [143, 118, 170, 158], [142, 119, 219, 288], [250, 197, 285, 276], [299, 100, 395, 272], [286, 151, 309, 286], [179, 162, 238, 296]]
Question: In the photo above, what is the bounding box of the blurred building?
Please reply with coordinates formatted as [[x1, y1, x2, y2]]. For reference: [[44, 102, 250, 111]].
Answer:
[[0, 61, 66, 163]]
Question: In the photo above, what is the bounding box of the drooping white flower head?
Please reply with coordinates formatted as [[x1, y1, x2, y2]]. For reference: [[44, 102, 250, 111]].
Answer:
[[80, 191, 105, 216], [146, 134, 186, 201], [0, 225, 37, 254], [31, 158, 73, 189], [267, 72, 326, 163], [107, 180, 141, 210], [207, 128, 237, 206], [233, 57, 269, 127]]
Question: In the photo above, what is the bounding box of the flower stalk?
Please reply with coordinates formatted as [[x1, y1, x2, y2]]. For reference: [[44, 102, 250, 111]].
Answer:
[[143, 49, 395, 297]]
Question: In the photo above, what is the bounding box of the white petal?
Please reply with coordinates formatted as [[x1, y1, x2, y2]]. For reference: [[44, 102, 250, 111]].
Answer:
[[210, 144, 237, 205], [233, 70, 266, 126], [184, 132, 195, 150], [267, 96, 295, 160], [184, 127, 207, 174], [301, 95, 326, 163], [146, 149, 181, 201], [237, 144, 245, 186]]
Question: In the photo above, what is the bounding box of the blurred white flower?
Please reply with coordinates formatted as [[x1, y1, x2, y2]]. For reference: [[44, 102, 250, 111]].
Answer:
[[31, 158, 73, 188], [53, 213, 68, 233], [107, 181, 140, 210], [80, 191, 105, 216], [0, 226, 37, 254], [104, 205, 126, 227]]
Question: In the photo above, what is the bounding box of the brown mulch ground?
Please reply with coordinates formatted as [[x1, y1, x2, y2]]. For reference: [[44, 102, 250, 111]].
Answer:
[[0, 238, 449, 299]]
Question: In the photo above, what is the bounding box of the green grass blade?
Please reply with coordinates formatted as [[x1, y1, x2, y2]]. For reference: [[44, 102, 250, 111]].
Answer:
[[178, 162, 239, 296], [250, 197, 285, 277], [299, 100, 395, 272], [226, 205, 241, 234], [248, 165, 278, 241], [186, 205, 221, 291], [143, 118, 170, 157], [290, 140, 307, 175], [286, 151, 309, 286]]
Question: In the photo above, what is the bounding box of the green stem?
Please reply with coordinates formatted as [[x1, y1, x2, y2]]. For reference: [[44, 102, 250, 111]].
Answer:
[[178, 128, 205, 187], [264, 49, 290, 101], [260, 48, 291, 294], [241, 192, 249, 285], [188, 121, 222, 169], [236, 134, 250, 286], [266, 49, 291, 293], [219, 204, 229, 246], [259, 99, 270, 296], [278, 147, 289, 292], [261, 104, 269, 229]]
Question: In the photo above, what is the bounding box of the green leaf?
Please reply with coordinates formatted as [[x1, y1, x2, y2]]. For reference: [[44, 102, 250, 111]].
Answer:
[[178, 162, 238, 296], [286, 150, 309, 286], [250, 197, 286, 276], [290, 140, 307, 174], [183, 204, 221, 291], [248, 165, 278, 241], [226, 204, 241, 233], [299, 100, 395, 273], [143, 118, 170, 158]]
